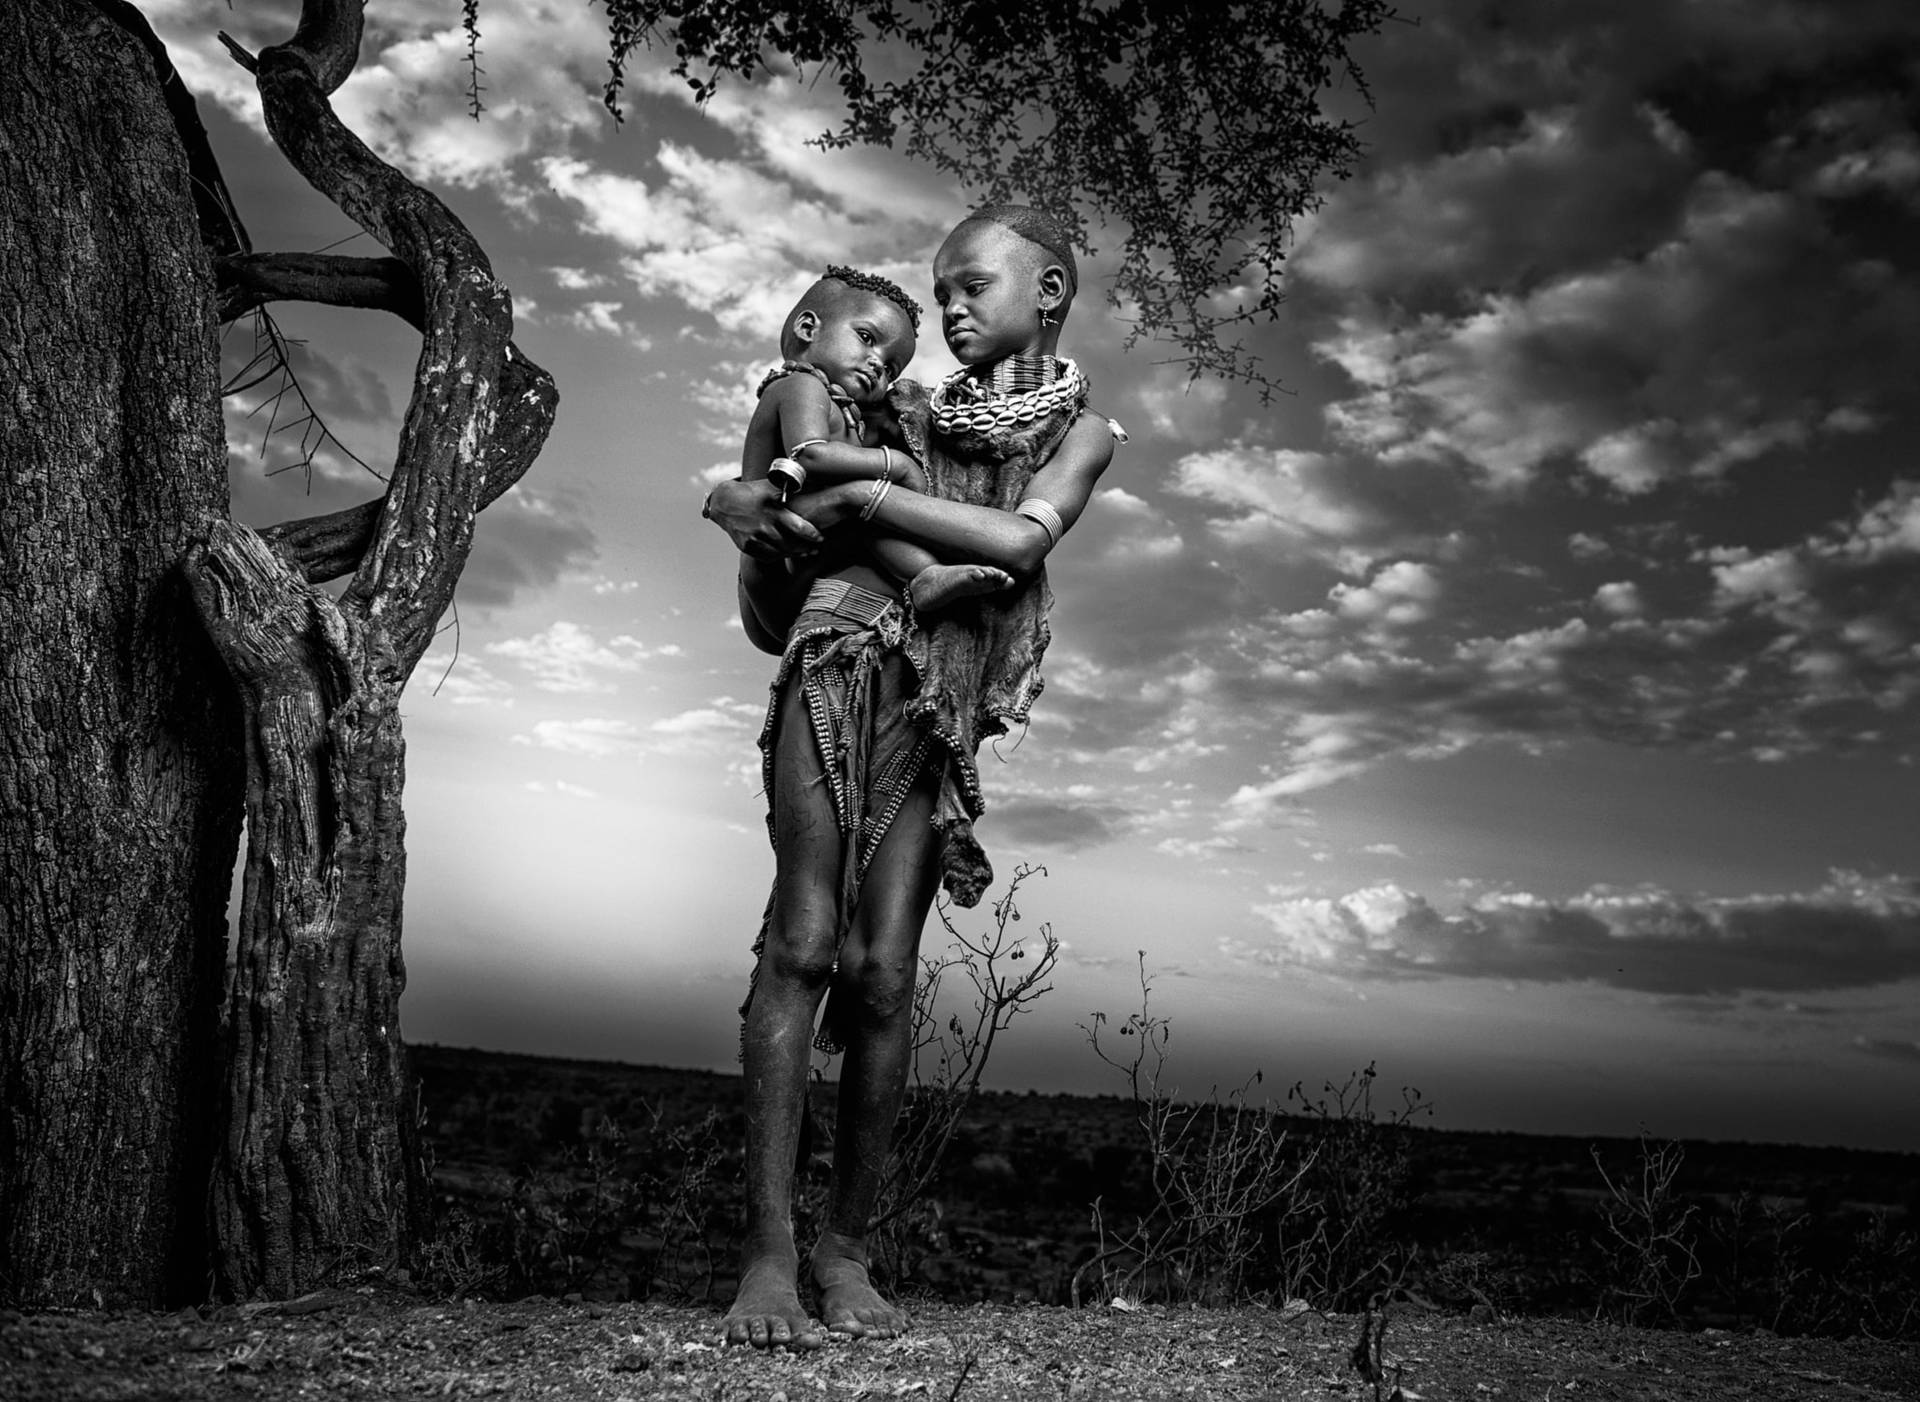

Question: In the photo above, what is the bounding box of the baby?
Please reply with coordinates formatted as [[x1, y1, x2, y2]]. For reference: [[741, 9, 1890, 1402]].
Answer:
[[735, 265, 1013, 617]]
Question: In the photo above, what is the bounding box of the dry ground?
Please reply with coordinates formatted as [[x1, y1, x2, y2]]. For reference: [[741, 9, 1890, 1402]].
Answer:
[[5, 1291, 1916, 1401]]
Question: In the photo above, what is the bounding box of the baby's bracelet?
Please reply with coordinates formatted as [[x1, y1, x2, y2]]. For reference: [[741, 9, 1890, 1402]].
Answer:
[[860, 477, 892, 522], [882, 445, 896, 480], [768, 456, 806, 495]]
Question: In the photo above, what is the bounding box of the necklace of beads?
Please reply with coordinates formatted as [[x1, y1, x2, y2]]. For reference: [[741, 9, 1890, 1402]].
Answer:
[[930, 356, 1087, 435], [758, 359, 862, 435]]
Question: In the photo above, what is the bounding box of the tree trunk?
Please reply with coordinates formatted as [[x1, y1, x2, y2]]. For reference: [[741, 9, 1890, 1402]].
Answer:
[[183, 0, 558, 1297], [188, 523, 430, 1298], [0, 0, 242, 1308]]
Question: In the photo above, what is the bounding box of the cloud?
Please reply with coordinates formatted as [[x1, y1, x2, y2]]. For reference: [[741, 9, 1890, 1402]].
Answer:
[[540, 148, 933, 346], [983, 795, 1129, 852], [1292, 102, 1694, 306], [1853, 1036, 1920, 1065], [1315, 173, 1918, 493], [410, 653, 513, 707], [511, 718, 643, 758], [1171, 448, 1391, 567], [148, 0, 610, 191], [459, 487, 601, 609], [1245, 871, 1920, 995], [486, 621, 674, 693], [643, 699, 764, 755]]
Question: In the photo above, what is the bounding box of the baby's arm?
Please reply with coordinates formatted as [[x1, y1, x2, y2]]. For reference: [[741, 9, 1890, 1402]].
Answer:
[[765, 375, 921, 488]]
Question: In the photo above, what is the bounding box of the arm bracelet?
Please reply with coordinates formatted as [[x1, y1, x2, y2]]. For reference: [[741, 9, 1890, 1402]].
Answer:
[[860, 477, 893, 522], [1015, 497, 1065, 549]]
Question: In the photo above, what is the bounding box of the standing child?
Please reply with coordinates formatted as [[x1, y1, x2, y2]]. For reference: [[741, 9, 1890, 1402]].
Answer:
[[708, 209, 1121, 1350]]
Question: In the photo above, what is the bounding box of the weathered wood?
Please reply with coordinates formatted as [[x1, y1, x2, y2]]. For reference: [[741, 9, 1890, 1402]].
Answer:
[[0, 0, 243, 1307], [187, 521, 424, 1298], [212, 250, 555, 585], [217, 252, 419, 326], [185, 0, 558, 1296]]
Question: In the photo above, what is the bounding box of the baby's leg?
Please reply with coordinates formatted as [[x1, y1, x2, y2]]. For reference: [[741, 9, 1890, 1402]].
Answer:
[[725, 680, 842, 1350], [870, 528, 1014, 614], [811, 761, 944, 1338]]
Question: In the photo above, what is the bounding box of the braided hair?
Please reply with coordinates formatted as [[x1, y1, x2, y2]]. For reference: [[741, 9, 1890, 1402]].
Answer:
[[824, 264, 923, 331]]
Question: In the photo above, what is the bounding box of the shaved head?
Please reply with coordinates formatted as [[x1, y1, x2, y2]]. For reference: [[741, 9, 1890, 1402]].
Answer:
[[954, 204, 1078, 297]]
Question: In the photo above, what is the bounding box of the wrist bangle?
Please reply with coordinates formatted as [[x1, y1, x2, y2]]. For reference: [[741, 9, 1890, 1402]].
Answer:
[[882, 445, 895, 480], [860, 477, 892, 522], [768, 456, 806, 496]]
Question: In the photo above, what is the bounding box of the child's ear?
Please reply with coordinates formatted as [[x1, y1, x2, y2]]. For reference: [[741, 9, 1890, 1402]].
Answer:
[[1037, 265, 1069, 316], [795, 310, 819, 343]]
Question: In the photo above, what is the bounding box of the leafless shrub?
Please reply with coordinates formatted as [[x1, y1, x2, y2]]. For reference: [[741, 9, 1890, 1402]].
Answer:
[[868, 864, 1061, 1282], [1072, 958, 1432, 1311], [1589, 1133, 1701, 1325]]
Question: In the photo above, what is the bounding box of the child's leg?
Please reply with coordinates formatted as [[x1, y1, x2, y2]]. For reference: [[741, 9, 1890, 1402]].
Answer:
[[870, 535, 1013, 615], [809, 762, 944, 1338], [725, 679, 844, 1350]]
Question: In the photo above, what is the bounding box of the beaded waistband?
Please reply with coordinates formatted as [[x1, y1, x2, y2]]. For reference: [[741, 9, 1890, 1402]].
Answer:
[[800, 577, 900, 627]]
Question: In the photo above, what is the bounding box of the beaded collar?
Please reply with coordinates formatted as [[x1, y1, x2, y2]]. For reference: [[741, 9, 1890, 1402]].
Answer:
[[757, 359, 862, 435], [930, 355, 1087, 435]]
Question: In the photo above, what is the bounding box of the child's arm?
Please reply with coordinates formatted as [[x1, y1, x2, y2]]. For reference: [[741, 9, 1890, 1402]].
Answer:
[[799, 409, 1117, 578], [765, 375, 922, 488]]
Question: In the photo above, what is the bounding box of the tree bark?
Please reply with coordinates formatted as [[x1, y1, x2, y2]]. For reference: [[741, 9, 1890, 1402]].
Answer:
[[185, 0, 557, 1296], [0, 0, 242, 1307]]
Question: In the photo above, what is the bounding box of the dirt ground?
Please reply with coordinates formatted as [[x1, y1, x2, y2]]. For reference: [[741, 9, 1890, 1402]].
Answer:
[[4, 1290, 1915, 1401]]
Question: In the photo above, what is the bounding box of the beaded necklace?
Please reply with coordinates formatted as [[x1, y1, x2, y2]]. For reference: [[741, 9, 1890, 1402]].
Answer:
[[930, 355, 1087, 435], [757, 359, 863, 436]]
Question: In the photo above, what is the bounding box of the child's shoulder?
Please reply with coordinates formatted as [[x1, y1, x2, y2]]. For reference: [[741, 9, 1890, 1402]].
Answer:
[[758, 361, 834, 405]]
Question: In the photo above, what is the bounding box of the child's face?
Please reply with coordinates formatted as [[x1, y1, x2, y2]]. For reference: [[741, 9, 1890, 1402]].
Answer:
[[803, 294, 916, 405], [932, 222, 1051, 366]]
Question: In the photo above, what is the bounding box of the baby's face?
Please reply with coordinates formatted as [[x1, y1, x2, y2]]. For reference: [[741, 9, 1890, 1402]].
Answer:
[[808, 295, 916, 405], [932, 222, 1048, 366]]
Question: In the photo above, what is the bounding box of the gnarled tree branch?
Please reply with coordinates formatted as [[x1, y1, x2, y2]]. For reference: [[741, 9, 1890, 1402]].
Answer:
[[187, 0, 558, 1297], [217, 252, 421, 326], [214, 251, 556, 584]]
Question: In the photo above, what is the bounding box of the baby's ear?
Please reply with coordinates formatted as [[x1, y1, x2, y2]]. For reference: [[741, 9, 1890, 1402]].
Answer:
[[794, 310, 819, 343]]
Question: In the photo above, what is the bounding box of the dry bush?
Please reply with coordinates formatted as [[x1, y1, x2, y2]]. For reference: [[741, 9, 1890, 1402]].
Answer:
[[1072, 956, 1429, 1311], [1588, 1133, 1701, 1325]]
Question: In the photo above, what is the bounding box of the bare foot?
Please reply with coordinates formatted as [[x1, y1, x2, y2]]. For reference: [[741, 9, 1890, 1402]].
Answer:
[[909, 563, 1014, 615], [811, 1231, 908, 1339], [723, 1246, 823, 1350]]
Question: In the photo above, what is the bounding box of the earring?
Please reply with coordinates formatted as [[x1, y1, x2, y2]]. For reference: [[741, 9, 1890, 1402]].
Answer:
[[1038, 305, 1059, 328]]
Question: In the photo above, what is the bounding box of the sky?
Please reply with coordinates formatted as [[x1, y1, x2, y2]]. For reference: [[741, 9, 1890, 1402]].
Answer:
[[143, 0, 1919, 1152]]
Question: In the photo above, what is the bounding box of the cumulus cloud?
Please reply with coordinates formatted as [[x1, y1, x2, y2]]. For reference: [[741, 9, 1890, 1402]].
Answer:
[[540, 148, 931, 346], [511, 718, 643, 758], [486, 621, 674, 693], [148, 0, 609, 190], [410, 653, 513, 707], [1701, 481, 1920, 721], [1244, 872, 1920, 994], [643, 699, 764, 755], [1315, 174, 1918, 493]]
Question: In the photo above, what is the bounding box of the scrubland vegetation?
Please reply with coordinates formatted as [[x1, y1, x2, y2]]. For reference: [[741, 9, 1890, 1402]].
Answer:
[[411, 874, 1917, 1344]]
